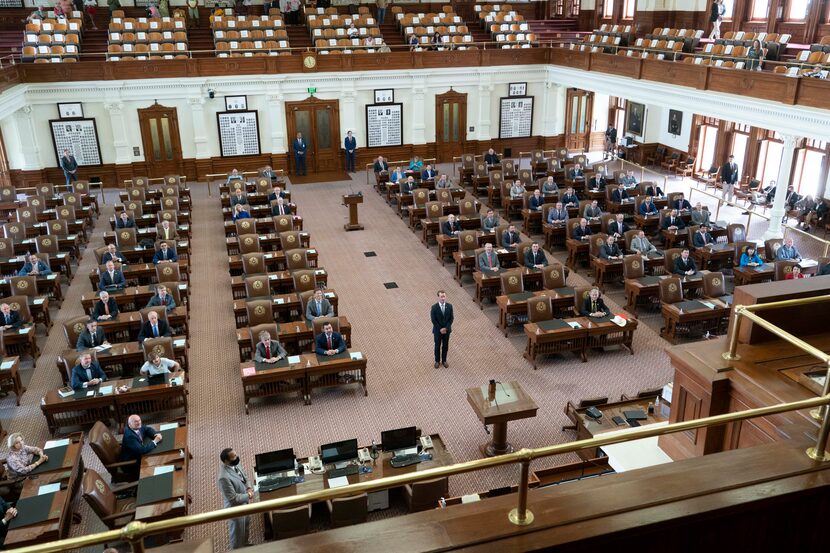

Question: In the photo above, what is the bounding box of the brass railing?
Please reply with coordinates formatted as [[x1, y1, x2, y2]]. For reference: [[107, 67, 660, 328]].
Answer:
[[10, 296, 830, 553]]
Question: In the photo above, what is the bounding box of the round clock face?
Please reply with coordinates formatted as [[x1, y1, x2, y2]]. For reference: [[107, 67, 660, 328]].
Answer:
[[303, 55, 316, 69]]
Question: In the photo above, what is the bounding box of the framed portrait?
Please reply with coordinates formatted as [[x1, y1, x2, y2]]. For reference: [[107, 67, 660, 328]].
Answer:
[[508, 82, 527, 97], [224, 95, 248, 111], [625, 101, 646, 137], [668, 109, 683, 136], [374, 89, 394, 104], [57, 103, 83, 119]]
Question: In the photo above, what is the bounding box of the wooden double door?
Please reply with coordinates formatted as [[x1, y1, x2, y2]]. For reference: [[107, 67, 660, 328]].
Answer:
[[435, 90, 467, 162], [285, 98, 341, 173], [138, 104, 183, 177]]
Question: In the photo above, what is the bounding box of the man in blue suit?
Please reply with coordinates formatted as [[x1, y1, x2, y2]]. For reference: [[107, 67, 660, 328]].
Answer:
[[17, 254, 52, 276], [314, 322, 346, 356], [146, 284, 176, 312], [293, 132, 308, 176], [101, 243, 126, 265], [0, 303, 22, 330], [120, 414, 162, 478], [152, 242, 178, 265], [98, 260, 126, 291], [421, 164, 437, 181], [430, 290, 453, 369], [344, 130, 357, 172], [71, 352, 107, 390]]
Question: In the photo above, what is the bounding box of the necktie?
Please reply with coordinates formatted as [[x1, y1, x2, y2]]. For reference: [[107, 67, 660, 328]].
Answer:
[[592, 301, 597, 313], [86, 368, 92, 380], [109, 271, 114, 282], [327, 334, 332, 350], [153, 324, 158, 337], [4, 314, 9, 324], [104, 301, 109, 315], [136, 429, 142, 439], [316, 301, 321, 315], [91, 332, 96, 346], [265, 342, 271, 358], [165, 228, 169, 239], [487, 253, 493, 269]]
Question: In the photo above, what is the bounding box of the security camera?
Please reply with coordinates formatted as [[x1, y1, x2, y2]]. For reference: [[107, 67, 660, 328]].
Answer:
[[207, 89, 215, 99]]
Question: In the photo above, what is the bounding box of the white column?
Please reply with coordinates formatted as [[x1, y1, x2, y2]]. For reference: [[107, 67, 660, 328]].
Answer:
[[411, 85, 426, 144], [267, 94, 286, 153], [340, 90, 357, 139], [187, 97, 210, 159], [763, 133, 799, 240], [476, 84, 493, 141], [14, 106, 40, 170], [105, 102, 133, 165]]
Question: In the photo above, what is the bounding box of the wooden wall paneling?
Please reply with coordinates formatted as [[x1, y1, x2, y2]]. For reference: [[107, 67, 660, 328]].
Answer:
[[640, 58, 708, 89], [706, 66, 799, 105], [589, 52, 642, 79]]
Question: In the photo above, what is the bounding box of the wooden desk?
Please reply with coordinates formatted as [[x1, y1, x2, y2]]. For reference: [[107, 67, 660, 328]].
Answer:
[[95, 307, 189, 343], [524, 318, 589, 367], [453, 243, 521, 284], [574, 397, 670, 460], [542, 221, 568, 249], [0, 356, 25, 405], [87, 261, 190, 291], [222, 215, 304, 235], [692, 242, 734, 271], [229, 269, 328, 299], [590, 256, 624, 291], [104, 224, 192, 244], [15, 234, 80, 260], [661, 297, 731, 344], [235, 316, 352, 361], [226, 244, 318, 268], [0, 273, 63, 303], [102, 242, 191, 265], [57, 336, 189, 383], [2, 324, 38, 360], [134, 459, 189, 524], [231, 290, 338, 327], [41, 372, 187, 435], [227, 255, 320, 277], [110, 212, 191, 231], [467, 381, 538, 456], [420, 212, 479, 245], [81, 283, 190, 312], [496, 287, 575, 335], [624, 271, 708, 316]]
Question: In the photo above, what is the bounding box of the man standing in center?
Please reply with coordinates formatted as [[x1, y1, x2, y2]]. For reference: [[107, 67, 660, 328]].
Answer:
[[344, 130, 357, 173], [217, 448, 253, 549], [293, 132, 308, 176], [430, 290, 453, 369]]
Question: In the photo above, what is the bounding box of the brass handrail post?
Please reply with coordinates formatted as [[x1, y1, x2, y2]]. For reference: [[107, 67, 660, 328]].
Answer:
[[811, 360, 830, 422], [123, 521, 147, 553], [722, 305, 744, 361], [508, 453, 534, 526], [807, 390, 830, 462]]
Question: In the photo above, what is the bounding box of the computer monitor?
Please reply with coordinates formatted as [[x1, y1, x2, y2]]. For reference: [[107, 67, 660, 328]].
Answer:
[[320, 439, 358, 464], [255, 448, 295, 475], [380, 426, 418, 452]]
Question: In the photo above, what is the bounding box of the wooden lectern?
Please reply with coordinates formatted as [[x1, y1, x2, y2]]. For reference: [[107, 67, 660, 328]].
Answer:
[[343, 193, 364, 231]]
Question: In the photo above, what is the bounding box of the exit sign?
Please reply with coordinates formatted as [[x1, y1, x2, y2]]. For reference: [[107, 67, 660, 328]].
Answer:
[[308, 87, 317, 94]]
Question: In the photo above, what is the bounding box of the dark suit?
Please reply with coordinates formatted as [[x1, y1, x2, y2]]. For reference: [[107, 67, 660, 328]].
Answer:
[[98, 269, 126, 291], [314, 331, 345, 355], [662, 216, 685, 230], [502, 230, 520, 247], [0, 496, 14, 546], [573, 225, 593, 240], [568, 169, 584, 179], [640, 201, 658, 215], [60, 154, 78, 186], [267, 191, 287, 203], [116, 217, 135, 229], [589, 176, 606, 190], [524, 249, 548, 268], [138, 319, 172, 344], [608, 221, 629, 236], [599, 243, 622, 259], [582, 297, 609, 316], [373, 160, 389, 173], [442, 220, 459, 236], [101, 250, 125, 265], [673, 199, 692, 211], [819, 263, 830, 276], [421, 169, 436, 181], [692, 232, 714, 248], [721, 162, 739, 185], [146, 293, 176, 312], [152, 248, 178, 265], [673, 256, 698, 275], [1, 310, 22, 329], [76, 327, 107, 351], [271, 202, 291, 216], [230, 194, 248, 207], [561, 193, 579, 206], [584, 206, 602, 219], [484, 153, 500, 165], [293, 138, 308, 175], [92, 297, 119, 319], [645, 185, 664, 198], [120, 425, 158, 464], [70, 361, 107, 389], [344, 135, 357, 172], [611, 188, 629, 203], [17, 260, 52, 276], [430, 302, 453, 363], [529, 195, 545, 211]]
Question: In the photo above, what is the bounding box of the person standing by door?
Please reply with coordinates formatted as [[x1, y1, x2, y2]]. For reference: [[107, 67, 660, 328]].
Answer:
[[344, 130, 357, 172], [430, 290, 453, 369], [60, 149, 78, 187], [293, 132, 308, 176]]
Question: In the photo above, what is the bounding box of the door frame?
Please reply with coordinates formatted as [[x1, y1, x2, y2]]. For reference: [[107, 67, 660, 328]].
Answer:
[[137, 103, 183, 177], [564, 88, 593, 152], [435, 89, 468, 163], [284, 96, 341, 174]]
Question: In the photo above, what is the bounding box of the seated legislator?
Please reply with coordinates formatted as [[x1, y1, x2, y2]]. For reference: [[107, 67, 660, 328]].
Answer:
[[306, 289, 334, 321], [102, 243, 126, 265], [608, 214, 629, 238], [573, 218, 593, 240], [17, 253, 52, 276], [645, 183, 665, 198], [599, 235, 623, 260], [232, 204, 251, 221], [400, 176, 417, 195], [528, 189, 545, 211], [785, 265, 807, 279], [588, 173, 607, 191], [373, 156, 389, 175], [408, 156, 424, 171], [230, 188, 248, 207], [568, 164, 584, 179], [271, 197, 291, 216], [690, 203, 711, 227], [315, 322, 346, 356], [662, 209, 686, 231], [630, 230, 658, 255], [158, 219, 179, 240], [611, 186, 630, 203], [619, 170, 638, 187], [673, 248, 698, 275], [116, 211, 136, 229], [484, 148, 500, 166], [99, 260, 126, 291], [255, 330, 288, 363], [776, 238, 802, 261], [502, 224, 521, 248], [4, 432, 48, 479], [422, 164, 437, 181], [93, 291, 119, 321], [138, 311, 172, 344], [0, 303, 22, 330], [260, 165, 280, 182], [481, 209, 499, 232], [547, 202, 568, 224], [268, 185, 287, 203], [120, 415, 162, 476], [693, 226, 715, 248], [583, 200, 602, 220], [583, 288, 610, 318], [0, 498, 19, 543], [442, 214, 461, 236], [640, 196, 659, 216], [153, 242, 178, 265], [478, 243, 500, 272], [390, 166, 406, 184], [541, 176, 559, 196], [509, 180, 526, 199], [739, 246, 763, 267], [673, 193, 692, 211], [561, 187, 579, 208], [146, 284, 176, 312], [524, 242, 548, 269], [76, 319, 109, 351], [435, 174, 453, 189], [140, 352, 181, 375], [71, 351, 107, 390], [226, 169, 244, 184]]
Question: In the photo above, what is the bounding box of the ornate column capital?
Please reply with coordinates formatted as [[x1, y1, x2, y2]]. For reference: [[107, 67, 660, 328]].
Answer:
[[105, 102, 124, 114], [187, 97, 205, 108]]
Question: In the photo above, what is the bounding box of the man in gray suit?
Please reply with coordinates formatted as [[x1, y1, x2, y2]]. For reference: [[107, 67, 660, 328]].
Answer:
[[217, 448, 253, 549], [478, 243, 500, 272], [305, 289, 334, 322], [254, 330, 287, 363], [630, 230, 658, 255]]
